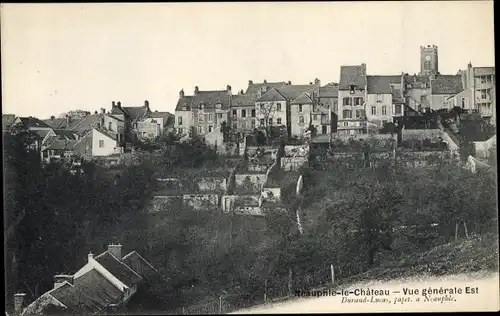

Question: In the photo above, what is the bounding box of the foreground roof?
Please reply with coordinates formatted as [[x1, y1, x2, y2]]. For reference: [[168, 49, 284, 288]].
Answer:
[[366, 75, 402, 94], [339, 65, 367, 90], [431, 75, 464, 94]]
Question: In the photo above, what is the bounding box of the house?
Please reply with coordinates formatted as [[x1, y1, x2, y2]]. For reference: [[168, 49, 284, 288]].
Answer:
[[429, 74, 464, 110], [142, 111, 175, 138], [2, 114, 16, 131], [231, 92, 257, 135], [90, 128, 123, 157], [458, 63, 496, 123], [338, 64, 368, 136], [17, 244, 159, 316], [245, 80, 287, 99], [365, 75, 403, 128], [40, 138, 78, 164], [473, 134, 496, 159], [69, 109, 126, 144], [13, 117, 54, 150], [403, 74, 431, 114], [174, 86, 232, 138], [110, 100, 151, 142], [313, 81, 338, 133], [255, 88, 289, 134], [290, 92, 314, 137]]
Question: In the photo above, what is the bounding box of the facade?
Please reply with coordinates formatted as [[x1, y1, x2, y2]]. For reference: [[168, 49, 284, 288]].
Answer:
[[2, 114, 16, 131], [290, 92, 313, 137], [255, 88, 289, 133], [365, 75, 402, 127], [174, 86, 231, 138], [459, 63, 496, 122], [91, 128, 122, 156], [337, 64, 368, 135], [403, 74, 431, 113], [245, 80, 287, 99], [231, 93, 257, 135], [419, 45, 439, 77], [14, 117, 54, 150], [313, 82, 338, 133]]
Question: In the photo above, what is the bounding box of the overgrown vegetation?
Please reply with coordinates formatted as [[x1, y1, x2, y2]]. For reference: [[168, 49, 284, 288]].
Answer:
[[4, 124, 498, 314]]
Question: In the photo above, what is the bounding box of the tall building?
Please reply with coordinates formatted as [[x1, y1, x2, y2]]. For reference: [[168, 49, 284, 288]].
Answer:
[[337, 64, 368, 135], [419, 45, 439, 77], [458, 63, 496, 123]]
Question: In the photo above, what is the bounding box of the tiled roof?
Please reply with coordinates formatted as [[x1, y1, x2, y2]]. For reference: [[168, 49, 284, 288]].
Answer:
[[33, 129, 52, 141], [69, 114, 103, 133], [175, 96, 194, 111], [51, 269, 122, 313], [431, 75, 464, 94], [2, 114, 16, 130], [231, 94, 256, 107], [404, 74, 430, 85], [317, 83, 339, 98], [122, 106, 150, 122], [391, 87, 404, 104], [366, 75, 402, 94], [256, 88, 287, 102], [339, 65, 367, 90], [17, 117, 52, 129], [122, 251, 158, 278], [290, 92, 313, 104], [276, 84, 317, 100], [474, 67, 495, 76], [245, 81, 287, 96], [148, 111, 173, 125], [95, 128, 119, 141], [95, 251, 142, 287], [43, 118, 69, 129], [53, 129, 79, 140], [44, 137, 78, 150]]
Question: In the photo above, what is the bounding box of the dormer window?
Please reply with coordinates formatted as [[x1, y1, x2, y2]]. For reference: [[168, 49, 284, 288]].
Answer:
[[216, 103, 222, 109], [349, 84, 356, 94], [182, 106, 187, 111], [199, 103, 204, 110]]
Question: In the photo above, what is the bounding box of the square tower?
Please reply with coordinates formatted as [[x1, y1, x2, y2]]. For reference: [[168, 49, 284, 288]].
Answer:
[[419, 45, 439, 77]]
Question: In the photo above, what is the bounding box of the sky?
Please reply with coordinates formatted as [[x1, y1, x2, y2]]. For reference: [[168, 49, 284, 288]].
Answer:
[[1, 1, 495, 119]]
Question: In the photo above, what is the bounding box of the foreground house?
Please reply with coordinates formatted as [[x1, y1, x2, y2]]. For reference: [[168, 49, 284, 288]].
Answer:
[[17, 244, 158, 316]]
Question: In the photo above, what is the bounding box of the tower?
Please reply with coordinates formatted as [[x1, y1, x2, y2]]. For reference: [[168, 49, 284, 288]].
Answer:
[[419, 45, 439, 77]]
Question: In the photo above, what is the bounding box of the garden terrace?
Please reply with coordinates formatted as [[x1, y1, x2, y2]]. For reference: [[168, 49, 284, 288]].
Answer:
[[264, 168, 301, 189], [330, 136, 396, 153], [398, 139, 448, 151], [155, 166, 231, 179]]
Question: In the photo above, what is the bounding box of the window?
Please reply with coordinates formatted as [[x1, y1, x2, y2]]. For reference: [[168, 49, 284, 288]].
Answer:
[[198, 126, 202, 134], [333, 101, 338, 112], [343, 97, 351, 106], [242, 109, 247, 117], [354, 97, 363, 106], [198, 114, 204, 122], [314, 114, 319, 121], [344, 122, 348, 127], [217, 113, 223, 119], [343, 109, 352, 119], [208, 126, 213, 133], [178, 127, 183, 134], [216, 103, 222, 109], [232, 110, 237, 117], [481, 76, 486, 84], [251, 109, 256, 117], [371, 106, 376, 115], [395, 104, 402, 115], [99, 140, 104, 148], [268, 118, 273, 125], [251, 119, 256, 128], [481, 90, 487, 99], [276, 103, 282, 111], [420, 95, 427, 104], [260, 118, 265, 126], [108, 122, 112, 130], [260, 103, 265, 109], [299, 104, 303, 112], [349, 85, 355, 94], [377, 94, 383, 102], [299, 116, 304, 123], [382, 106, 387, 115], [355, 109, 363, 119], [461, 98, 466, 108], [277, 118, 282, 125], [208, 114, 214, 122]]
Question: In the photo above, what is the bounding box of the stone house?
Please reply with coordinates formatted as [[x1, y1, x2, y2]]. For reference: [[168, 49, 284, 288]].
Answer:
[[337, 64, 368, 136], [429, 74, 464, 111], [365, 75, 403, 128]]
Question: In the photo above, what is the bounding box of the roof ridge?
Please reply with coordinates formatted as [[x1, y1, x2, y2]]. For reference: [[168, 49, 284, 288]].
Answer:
[[123, 251, 158, 272]]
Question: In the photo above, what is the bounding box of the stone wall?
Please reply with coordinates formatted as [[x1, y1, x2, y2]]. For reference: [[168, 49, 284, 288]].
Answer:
[[402, 128, 442, 141], [196, 177, 227, 192], [234, 206, 264, 216], [235, 174, 267, 190], [147, 196, 183, 213], [183, 194, 219, 209], [281, 157, 308, 171], [261, 187, 281, 201]]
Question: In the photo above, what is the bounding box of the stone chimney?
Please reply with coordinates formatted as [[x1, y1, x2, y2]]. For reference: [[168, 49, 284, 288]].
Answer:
[[108, 244, 122, 261], [117, 101, 122, 108], [194, 86, 199, 95], [314, 78, 320, 86], [14, 293, 26, 314], [361, 63, 367, 75], [88, 252, 94, 263], [112, 101, 116, 107], [66, 114, 70, 126], [50, 115, 55, 120], [248, 80, 253, 85], [227, 85, 232, 95], [144, 100, 150, 110], [101, 108, 106, 114], [179, 89, 185, 98], [94, 110, 98, 114], [54, 275, 73, 289], [240, 89, 244, 95], [263, 79, 267, 84], [288, 81, 292, 85]]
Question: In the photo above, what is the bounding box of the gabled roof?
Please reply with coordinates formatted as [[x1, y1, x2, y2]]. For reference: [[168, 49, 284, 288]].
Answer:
[[175, 96, 193, 111], [316, 83, 339, 98], [256, 88, 287, 102], [473, 67, 495, 76], [95, 252, 142, 287], [53, 129, 79, 140], [147, 111, 174, 126], [43, 118, 69, 129], [366, 75, 402, 94], [404, 74, 430, 85], [290, 92, 313, 104], [122, 251, 159, 278], [16, 117, 52, 129], [43, 137, 78, 150], [122, 105, 150, 122], [231, 94, 256, 107], [276, 84, 317, 100], [50, 270, 123, 313], [245, 81, 287, 96], [2, 114, 16, 130], [32, 129, 53, 141], [339, 65, 367, 90], [69, 114, 103, 133], [431, 75, 464, 95], [94, 128, 119, 141]]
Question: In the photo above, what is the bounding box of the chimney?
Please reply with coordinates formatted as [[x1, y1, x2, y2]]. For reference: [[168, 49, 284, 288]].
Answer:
[[240, 89, 244, 95], [248, 80, 253, 86], [112, 101, 116, 107], [361, 63, 367, 75], [14, 293, 26, 314], [108, 244, 122, 261], [144, 100, 150, 109], [194, 86, 199, 95], [179, 89, 185, 98], [314, 78, 320, 86], [94, 110, 98, 114], [101, 108, 106, 114], [88, 252, 93, 262], [66, 114, 70, 126], [117, 101, 122, 108], [227, 85, 232, 95], [263, 79, 267, 84], [288, 81, 292, 85], [53, 275, 73, 289]]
